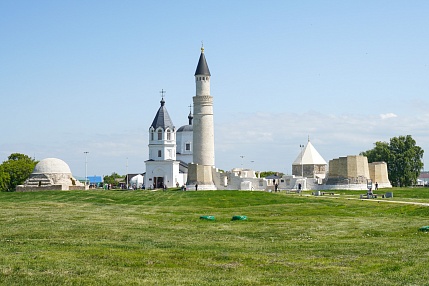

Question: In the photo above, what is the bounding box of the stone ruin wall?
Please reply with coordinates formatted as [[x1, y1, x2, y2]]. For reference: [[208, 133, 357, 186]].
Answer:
[[329, 156, 369, 178], [368, 162, 391, 185], [327, 155, 369, 184], [347, 155, 369, 178]]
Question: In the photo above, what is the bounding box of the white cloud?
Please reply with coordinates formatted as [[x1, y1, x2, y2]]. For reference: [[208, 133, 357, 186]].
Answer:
[[380, 113, 398, 120]]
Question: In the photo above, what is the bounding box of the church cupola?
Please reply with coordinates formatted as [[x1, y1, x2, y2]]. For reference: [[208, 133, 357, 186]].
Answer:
[[188, 110, 193, 125], [150, 93, 175, 131]]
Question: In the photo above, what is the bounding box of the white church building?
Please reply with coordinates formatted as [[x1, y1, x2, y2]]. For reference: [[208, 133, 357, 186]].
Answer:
[[144, 96, 188, 189]]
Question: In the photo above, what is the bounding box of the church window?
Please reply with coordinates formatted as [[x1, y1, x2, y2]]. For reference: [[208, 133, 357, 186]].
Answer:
[[157, 130, 162, 140], [185, 143, 191, 151], [167, 130, 171, 140], [158, 150, 162, 157]]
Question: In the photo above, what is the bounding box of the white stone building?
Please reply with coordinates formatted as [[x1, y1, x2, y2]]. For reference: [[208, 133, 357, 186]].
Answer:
[[16, 158, 85, 191], [144, 97, 187, 189]]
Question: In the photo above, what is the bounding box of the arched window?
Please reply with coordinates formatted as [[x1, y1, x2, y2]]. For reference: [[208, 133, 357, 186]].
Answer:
[[157, 130, 162, 140], [167, 129, 171, 140], [151, 131, 154, 141]]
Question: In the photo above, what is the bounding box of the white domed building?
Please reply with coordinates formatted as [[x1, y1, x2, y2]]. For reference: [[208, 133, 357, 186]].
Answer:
[[16, 158, 85, 191]]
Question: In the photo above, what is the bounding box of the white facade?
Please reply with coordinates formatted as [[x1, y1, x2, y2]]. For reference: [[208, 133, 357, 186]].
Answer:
[[145, 160, 183, 189], [148, 127, 176, 161]]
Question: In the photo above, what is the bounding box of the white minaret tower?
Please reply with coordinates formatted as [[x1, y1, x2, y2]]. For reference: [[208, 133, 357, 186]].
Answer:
[[193, 46, 215, 166], [187, 46, 217, 190]]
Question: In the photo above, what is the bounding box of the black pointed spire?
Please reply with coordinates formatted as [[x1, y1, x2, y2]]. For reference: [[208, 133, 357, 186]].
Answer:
[[188, 104, 193, 125], [150, 90, 174, 129], [194, 47, 211, 76]]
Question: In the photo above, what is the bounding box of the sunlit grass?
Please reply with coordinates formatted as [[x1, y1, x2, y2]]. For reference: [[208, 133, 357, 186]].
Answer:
[[1, 189, 429, 285]]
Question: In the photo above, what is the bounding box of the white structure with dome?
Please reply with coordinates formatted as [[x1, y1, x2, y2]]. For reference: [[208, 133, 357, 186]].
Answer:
[[16, 158, 85, 191]]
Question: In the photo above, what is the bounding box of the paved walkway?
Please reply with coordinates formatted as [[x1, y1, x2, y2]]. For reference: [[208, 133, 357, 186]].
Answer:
[[308, 193, 429, 207], [358, 198, 429, 207]]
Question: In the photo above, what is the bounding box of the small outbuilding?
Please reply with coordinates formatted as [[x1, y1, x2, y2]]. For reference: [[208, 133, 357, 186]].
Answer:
[[292, 140, 327, 179]]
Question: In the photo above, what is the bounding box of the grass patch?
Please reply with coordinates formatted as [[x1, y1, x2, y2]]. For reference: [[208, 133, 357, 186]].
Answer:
[[1, 189, 429, 285]]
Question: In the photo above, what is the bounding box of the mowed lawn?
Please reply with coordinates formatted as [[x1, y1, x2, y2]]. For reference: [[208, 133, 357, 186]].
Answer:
[[1, 189, 429, 285]]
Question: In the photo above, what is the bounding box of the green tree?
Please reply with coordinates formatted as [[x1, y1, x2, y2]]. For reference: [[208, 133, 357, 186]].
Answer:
[[361, 135, 424, 187], [0, 153, 38, 192], [103, 172, 123, 186], [0, 166, 11, 191], [259, 171, 284, 178]]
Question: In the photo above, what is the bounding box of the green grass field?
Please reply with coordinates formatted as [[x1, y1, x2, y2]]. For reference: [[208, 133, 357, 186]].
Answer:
[[1, 188, 429, 285]]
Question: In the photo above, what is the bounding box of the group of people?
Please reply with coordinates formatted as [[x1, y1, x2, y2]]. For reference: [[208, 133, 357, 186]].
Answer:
[[176, 183, 199, 191]]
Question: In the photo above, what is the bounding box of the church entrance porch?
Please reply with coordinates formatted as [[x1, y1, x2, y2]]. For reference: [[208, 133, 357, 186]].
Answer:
[[153, 177, 164, 188]]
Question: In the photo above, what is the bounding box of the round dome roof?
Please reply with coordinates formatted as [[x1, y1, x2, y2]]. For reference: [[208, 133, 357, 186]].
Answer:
[[177, 125, 193, 132], [33, 158, 72, 174]]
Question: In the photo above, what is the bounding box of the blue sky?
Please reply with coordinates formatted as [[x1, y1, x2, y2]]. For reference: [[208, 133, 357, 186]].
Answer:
[[1, 1, 429, 177]]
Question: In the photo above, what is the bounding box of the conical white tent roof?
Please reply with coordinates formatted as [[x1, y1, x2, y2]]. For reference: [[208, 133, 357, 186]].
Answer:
[[292, 141, 327, 165], [130, 174, 144, 188]]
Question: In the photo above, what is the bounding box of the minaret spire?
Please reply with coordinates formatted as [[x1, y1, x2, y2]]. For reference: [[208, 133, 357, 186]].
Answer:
[[194, 46, 210, 76]]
